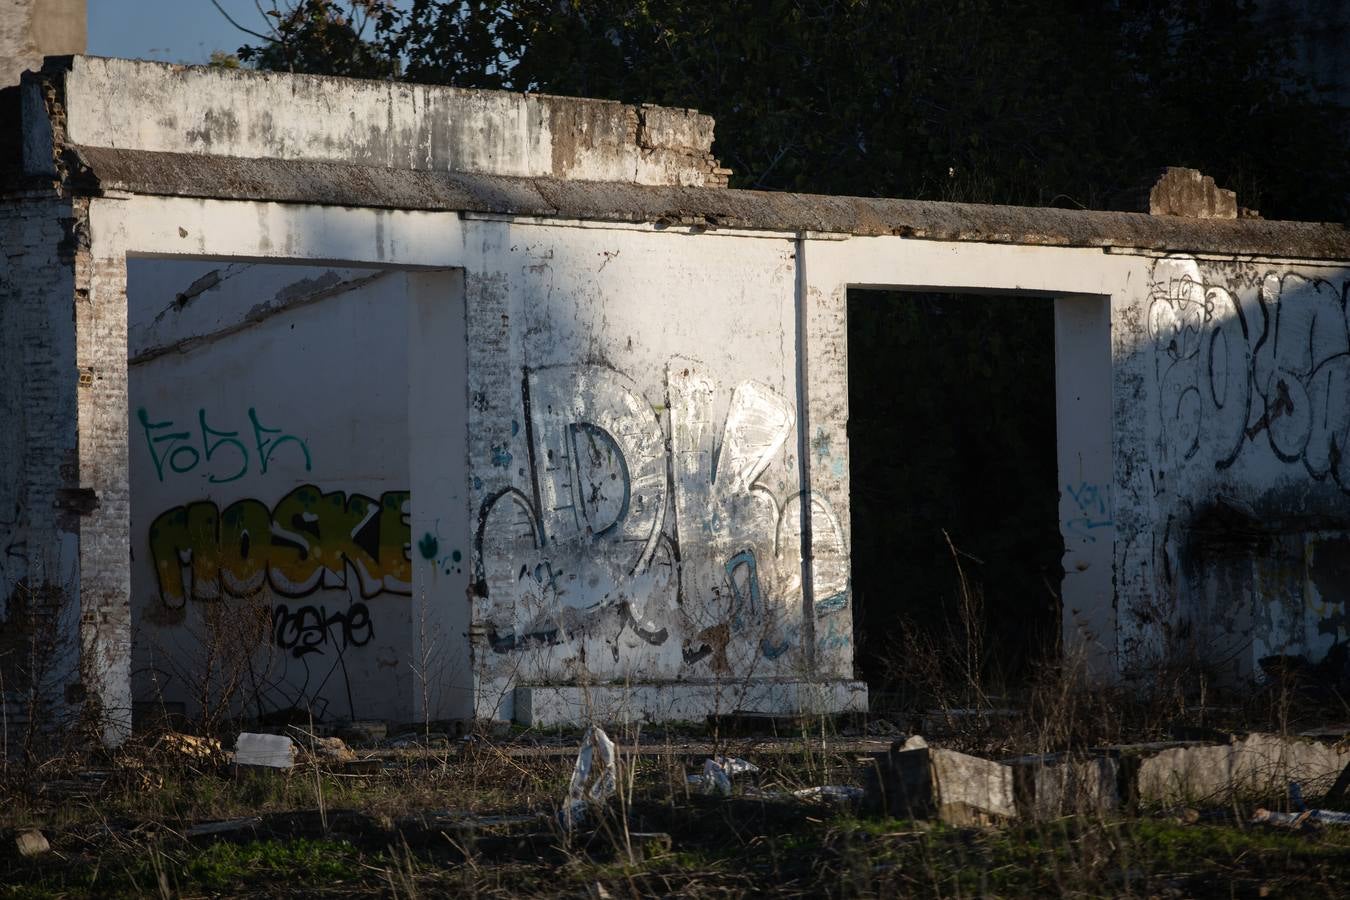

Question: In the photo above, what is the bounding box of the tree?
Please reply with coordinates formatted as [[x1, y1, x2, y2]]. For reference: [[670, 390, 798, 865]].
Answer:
[[229, 1, 1345, 220], [218, 0, 400, 78]]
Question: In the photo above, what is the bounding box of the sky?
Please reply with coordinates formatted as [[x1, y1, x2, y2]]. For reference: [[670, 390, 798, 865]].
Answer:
[[86, 0, 405, 66]]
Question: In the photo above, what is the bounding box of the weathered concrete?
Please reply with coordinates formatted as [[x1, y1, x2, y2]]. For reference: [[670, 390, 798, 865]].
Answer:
[[1137, 733, 1350, 805], [868, 734, 1348, 822], [1008, 753, 1121, 819], [3, 56, 1350, 735], [0, 0, 85, 87], [514, 680, 868, 728], [1149, 167, 1239, 220], [58, 146, 1350, 261], [56, 56, 725, 188], [929, 747, 1018, 823]]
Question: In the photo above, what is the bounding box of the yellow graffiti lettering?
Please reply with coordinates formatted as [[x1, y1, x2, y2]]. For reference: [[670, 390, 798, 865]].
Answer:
[[147, 484, 413, 607]]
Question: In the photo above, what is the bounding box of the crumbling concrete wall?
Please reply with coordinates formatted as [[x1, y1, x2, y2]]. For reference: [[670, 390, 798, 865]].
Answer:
[[59, 56, 727, 188], [0, 0, 86, 87], [8, 56, 1350, 738], [118, 213, 860, 726], [0, 193, 98, 738]]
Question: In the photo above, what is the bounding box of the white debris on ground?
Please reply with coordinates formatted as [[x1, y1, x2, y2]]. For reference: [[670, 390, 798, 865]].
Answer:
[[687, 757, 759, 795], [791, 785, 866, 803], [234, 733, 295, 769], [1252, 808, 1350, 827], [562, 725, 619, 829]]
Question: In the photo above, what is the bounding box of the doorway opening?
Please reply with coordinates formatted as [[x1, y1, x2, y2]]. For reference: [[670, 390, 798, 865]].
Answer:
[[846, 290, 1064, 705]]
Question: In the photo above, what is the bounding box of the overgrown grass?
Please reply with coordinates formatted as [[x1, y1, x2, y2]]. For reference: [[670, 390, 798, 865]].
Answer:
[[3, 743, 1350, 898]]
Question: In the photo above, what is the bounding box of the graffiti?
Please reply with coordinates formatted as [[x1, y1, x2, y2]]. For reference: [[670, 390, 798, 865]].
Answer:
[[148, 484, 411, 608], [1065, 481, 1113, 542], [137, 406, 312, 483], [475, 361, 849, 665], [272, 601, 374, 658], [418, 522, 465, 577], [1149, 258, 1350, 489]]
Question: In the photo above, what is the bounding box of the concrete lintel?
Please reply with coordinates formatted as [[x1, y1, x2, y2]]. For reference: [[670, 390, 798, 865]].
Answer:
[[513, 679, 868, 728]]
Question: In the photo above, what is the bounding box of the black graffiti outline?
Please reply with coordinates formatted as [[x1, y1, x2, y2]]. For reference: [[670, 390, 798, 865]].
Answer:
[[272, 601, 375, 659]]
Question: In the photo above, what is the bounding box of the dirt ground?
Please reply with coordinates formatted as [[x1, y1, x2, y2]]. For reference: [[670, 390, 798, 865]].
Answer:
[[2, 711, 1349, 899]]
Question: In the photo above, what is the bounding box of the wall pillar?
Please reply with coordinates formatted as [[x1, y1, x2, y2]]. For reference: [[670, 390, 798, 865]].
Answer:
[[1055, 295, 1116, 677], [407, 269, 473, 723], [81, 197, 131, 742]]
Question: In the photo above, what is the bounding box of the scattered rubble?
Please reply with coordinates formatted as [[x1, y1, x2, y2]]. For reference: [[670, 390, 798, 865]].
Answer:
[[687, 757, 758, 795], [1252, 808, 1350, 829], [865, 732, 1350, 825]]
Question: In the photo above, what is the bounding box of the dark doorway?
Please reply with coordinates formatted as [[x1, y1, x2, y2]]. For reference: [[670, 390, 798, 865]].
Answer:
[[847, 290, 1064, 701]]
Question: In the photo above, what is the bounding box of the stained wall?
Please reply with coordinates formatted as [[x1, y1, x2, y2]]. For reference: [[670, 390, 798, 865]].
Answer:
[[127, 260, 420, 723], [1117, 255, 1350, 678], [456, 222, 852, 719]]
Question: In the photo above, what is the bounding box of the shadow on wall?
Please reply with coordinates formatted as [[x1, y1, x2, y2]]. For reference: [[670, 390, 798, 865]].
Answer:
[[1142, 257, 1350, 685], [849, 256, 1350, 698]]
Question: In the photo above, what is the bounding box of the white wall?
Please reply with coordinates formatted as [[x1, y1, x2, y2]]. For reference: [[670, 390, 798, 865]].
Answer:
[[457, 222, 849, 717], [61, 56, 723, 187], [128, 259, 419, 723], [1119, 254, 1350, 679], [110, 194, 1350, 724]]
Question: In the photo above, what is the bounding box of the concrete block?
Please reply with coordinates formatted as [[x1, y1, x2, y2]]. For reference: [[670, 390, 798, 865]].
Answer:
[[234, 733, 294, 769], [1134, 734, 1350, 806], [1007, 753, 1120, 819], [14, 829, 49, 857], [1137, 743, 1233, 806], [514, 680, 868, 728], [1230, 733, 1350, 798], [867, 742, 1018, 826], [930, 747, 1017, 824]]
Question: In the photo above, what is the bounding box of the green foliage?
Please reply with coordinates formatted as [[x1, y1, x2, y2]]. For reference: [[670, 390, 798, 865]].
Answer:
[[207, 50, 240, 69], [230, 0, 1347, 221], [233, 0, 402, 78], [184, 838, 361, 889]]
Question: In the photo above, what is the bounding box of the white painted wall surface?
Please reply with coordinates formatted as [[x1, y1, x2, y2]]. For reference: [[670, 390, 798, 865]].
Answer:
[[109, 193, 1350, 723], [455, 222, 847, 718], [61, 56, 721, 187], [1122, 255, 1350, 679], [128, 260, 419, 723]]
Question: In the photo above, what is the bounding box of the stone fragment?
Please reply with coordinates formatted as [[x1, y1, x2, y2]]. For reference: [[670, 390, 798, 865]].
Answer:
[[1148, 167, 1238, 219], [1007, 753, 1120, 819], [929, 747, 1017, 824], [1137, 743, 1233, 806], [1134, 734, 1350, 806], [14, 829, 48, 857]]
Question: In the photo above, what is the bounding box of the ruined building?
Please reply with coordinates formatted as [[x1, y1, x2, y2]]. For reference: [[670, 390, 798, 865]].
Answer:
[[0, 56, 1348, 742]]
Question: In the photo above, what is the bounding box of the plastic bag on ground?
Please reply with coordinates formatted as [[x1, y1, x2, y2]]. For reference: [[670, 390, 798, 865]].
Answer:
[[687, 756, 759, 795], [562, 725, 618, 829]]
